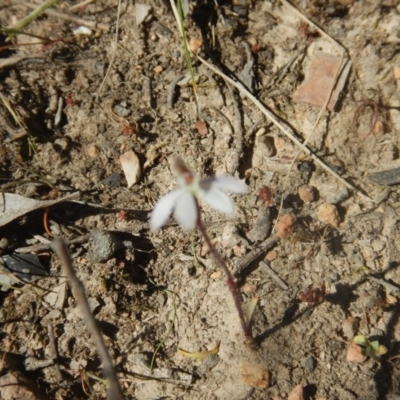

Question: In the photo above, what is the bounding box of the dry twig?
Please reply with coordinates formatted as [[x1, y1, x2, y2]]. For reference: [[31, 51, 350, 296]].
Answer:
[[51, 239, 124, 400], [17, 1, 110, 31], [226, 84, 244, 175], [95, 0, 122, 100], [196, 54, 370, 201]]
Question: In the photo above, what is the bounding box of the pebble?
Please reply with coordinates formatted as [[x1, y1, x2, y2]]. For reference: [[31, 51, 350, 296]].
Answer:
[[113, 104, 131, 118], [221, 225, 240, 248], [189, 38, 203, 53], [297, 184, 317, 202], [394, 64, 400, 80], [252, 136, 276, 168], [247, 207, 272, 242], [288, 384, 304, 400], [317, 203, 340, 228], [88, 230, 124, 263], [368, 166, 400, 186], [325, 272, 339, 283], [0, 371, 41, 400], [330, 188, 350, 204], [346, 342, 366, 363], [86, 144, 99, 158], [266, 249, 278, 261], [342, 316, 359, 339], [120, 150, 141, 188], [101, 172, 122, 187], [276, 213, 297, 239], [54, 138, 69, 151], [240, 362, 269, 388], [300, 357, 316, 372]]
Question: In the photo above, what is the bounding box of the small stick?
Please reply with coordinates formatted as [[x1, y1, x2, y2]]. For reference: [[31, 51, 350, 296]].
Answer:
[[47, 324, 63, 382], [281, 0, 346, 52], [69, 0, 95, 12], [8, 0, 60, 34], [209, 106, 234, 136], [260, 261, 288, 290], [169, 0, 368, 199], [367, 276, 400, 294], [43, 207, 53, 237], [235, 236, 279, 277], [15, 234, 89, 253], [226, 84, 244, 175], [17, 1, 110, 31], [167, 75, 185, 110], [51, 239, 124, 400], [95, 0, 121, 100], [195, 55, 371, 202]]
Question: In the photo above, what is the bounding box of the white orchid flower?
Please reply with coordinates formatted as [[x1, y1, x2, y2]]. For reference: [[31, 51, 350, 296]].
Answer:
[[150, 158, 248, 232]]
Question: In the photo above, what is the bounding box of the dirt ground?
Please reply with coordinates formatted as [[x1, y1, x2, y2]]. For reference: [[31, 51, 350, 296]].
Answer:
[[1, 0, 400, 399]]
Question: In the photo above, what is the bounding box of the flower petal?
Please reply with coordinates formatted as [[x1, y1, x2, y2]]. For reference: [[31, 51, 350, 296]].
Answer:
[[201, 187, 234, 214], [174, 190, 197, 230], [149, 189, 183, 231], [201, 176, 248, 194]]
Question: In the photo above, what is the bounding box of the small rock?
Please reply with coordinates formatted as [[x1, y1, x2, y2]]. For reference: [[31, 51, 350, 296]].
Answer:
[[373, 120, 384, 135], [54, 137, 69, 151], [247, 207, 272, 242], [342, 316, 359, 339], [288, 384, 304, 400], [276, 213, 297, 239], [44, 281, 66, 309], [88, 230, 124, 263], [241, 283, 257, 293], [266, 250, 278, 261], [326, 272, 339, 283], [113, 104, 131, 118], [252, 136, 276, 168], [240, 362, 269, 388], [101, 173, 122, 187], [347, 342, 367, 363], [0, 371, 41, 400], [301, 357, 316, 371], [88, 297, 100, 313], [120, 150, 141, 188], [293, 53, 351, 110], [195, 120, 208, 136], [298, 184, 317, 202], [317, 203, 339, 228], [394, 64, 400, 80], [221, 225, 240, 248], [330, 187, 350, 204], [135, 3, 151, 25], [210, 271, 222, 279], [86, 144, 99, 158], [25, 357, 53, 371], [189, 38, 203, 53]]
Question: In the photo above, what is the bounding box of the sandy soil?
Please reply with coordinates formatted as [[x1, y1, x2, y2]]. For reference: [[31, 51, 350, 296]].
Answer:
[[0, 1, 400, 399]]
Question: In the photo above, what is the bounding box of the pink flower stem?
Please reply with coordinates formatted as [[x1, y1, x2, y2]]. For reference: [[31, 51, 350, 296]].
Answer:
[[196, 206, 251, 337]]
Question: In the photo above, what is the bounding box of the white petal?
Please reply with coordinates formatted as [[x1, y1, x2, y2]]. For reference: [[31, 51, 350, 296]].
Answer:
[[174, 191, 197, 230], [149, 189, 182, 231], [202, 187, 234, 214], [201, 176, 248, 194]]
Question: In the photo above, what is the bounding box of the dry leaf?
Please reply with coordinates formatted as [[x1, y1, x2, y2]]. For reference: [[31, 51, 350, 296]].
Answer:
[[120, 150, 141, 188], [0, 192, 79, 228]]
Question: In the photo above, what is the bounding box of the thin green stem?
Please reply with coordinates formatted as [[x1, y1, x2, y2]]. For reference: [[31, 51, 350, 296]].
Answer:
[[176, 0, 197, 92], [8, 0, 61, 37], [196, 205, 251, 337]]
